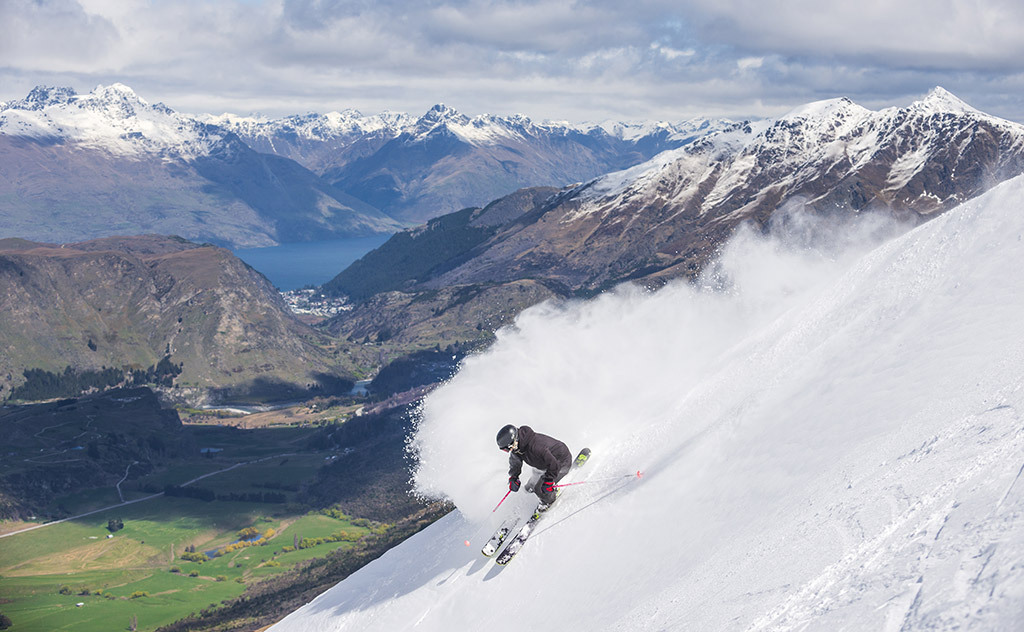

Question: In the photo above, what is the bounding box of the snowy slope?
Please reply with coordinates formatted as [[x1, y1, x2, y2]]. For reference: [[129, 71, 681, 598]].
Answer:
[[272, 174, 1024, 631]]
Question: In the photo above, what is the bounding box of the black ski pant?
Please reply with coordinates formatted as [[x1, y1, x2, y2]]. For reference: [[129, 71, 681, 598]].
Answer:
[[536, 459, 572, 505]]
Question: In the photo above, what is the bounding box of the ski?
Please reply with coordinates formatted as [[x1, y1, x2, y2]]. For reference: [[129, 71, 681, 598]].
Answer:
[[494, 447, 590, 566], [572, 447, 591, 469], [494, 510, 541, 565], [481, 515, 520, 557]]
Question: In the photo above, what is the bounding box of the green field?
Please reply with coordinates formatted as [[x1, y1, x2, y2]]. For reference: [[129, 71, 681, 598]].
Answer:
[[0, 401, 386, 632], [0, 498, 376, 632], [0, 389, 422, 632]]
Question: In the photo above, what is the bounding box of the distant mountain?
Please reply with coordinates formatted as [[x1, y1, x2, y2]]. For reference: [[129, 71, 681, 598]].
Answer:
[[215, 104, 730, 223], [1, 84, 729, 245], [321, 88, 1024, 344], [0, 85, 401, 247], [201, 109, 415, 174], [322, 187, 561, 301], [0, 235, 354, 404]]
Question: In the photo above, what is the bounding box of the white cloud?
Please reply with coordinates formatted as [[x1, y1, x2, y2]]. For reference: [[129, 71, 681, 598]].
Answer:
[[736, 57, 763, 71], [651, 43, 695, 60], [680, 0, 1024, 69], [1, 0, 1023, 123]]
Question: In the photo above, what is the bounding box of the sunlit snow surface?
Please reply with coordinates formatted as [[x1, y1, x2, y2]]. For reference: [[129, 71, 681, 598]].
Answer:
[[272, 177, 1024, 631]]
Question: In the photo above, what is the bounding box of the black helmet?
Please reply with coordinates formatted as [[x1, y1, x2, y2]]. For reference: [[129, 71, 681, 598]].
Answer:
[[496, 424, 517, 451]]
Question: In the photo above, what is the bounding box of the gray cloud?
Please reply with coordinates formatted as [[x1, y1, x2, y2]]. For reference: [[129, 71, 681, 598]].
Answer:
[[0, 0, 121, 70], [1, 0, 1022, 123]]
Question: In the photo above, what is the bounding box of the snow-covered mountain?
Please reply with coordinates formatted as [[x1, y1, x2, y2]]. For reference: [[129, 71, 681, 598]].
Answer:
[[1, 83, 228, 159], [201, 108, 416, 174], [412, 88, 1024, 293], [581, 87, 1014, 214], [0, 83, 729, 242], [0, 84, 401, 247], [271, 173, 1024, 631], [215, 103, 731, 223]]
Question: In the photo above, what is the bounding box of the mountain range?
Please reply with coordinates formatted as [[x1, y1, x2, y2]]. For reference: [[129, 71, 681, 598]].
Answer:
[[0, 85, 400, 248], [0, 84, 725, 246], [322, 88, 1024, 346], [214, 105, 726, 224]]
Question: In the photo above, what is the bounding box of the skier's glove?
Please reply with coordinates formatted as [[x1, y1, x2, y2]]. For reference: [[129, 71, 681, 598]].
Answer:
[[541, 479, 555, 494], [509, 477, 521, 492]]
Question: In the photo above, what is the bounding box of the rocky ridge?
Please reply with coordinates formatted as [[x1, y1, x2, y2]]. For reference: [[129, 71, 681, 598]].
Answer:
[[0, 235, 354, 404]]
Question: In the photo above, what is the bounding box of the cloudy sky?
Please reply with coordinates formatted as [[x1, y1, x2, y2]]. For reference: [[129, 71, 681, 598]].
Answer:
[[2, 0, 1023, 123]]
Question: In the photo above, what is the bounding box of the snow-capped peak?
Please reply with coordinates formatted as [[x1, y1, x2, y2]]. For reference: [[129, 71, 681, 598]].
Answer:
[[572, 87, 1024, 221], [780, 96, 870, 123], [415, 103, 468, 125], [86, 82, 145, 103], [203, 108, 415, 142], [6, 85, 78, 111], [0, 84, 226, 159], [911, 86, 979, 116], [409, 104, 526, 145]]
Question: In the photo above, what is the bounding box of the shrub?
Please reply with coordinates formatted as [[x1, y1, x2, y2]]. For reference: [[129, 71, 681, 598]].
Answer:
[[58, 585, 72, 595], [188, 570, 199, 578], [319, 507, 350, 520], [170, 566, 181, 573], [181, 551, 208, 563], [129, 591, 149, 599], [237, 527, 260, 540], [215, 576, 227, 582]]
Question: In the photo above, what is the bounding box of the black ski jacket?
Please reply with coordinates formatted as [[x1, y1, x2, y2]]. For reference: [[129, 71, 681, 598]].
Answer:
[[508, 425, 572, 482]]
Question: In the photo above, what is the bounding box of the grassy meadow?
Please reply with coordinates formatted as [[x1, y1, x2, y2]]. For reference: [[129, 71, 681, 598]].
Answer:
[[0, 412, 385, 632], [0, 496, 376, 631]]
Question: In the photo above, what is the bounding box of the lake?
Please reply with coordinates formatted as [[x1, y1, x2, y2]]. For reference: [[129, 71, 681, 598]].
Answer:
[[232, 235, 392, 290]]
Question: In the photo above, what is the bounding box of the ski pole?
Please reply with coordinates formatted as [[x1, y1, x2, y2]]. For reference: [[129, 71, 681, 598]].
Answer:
[[554, 471, 643, 488], [492, 489, 512, 512]]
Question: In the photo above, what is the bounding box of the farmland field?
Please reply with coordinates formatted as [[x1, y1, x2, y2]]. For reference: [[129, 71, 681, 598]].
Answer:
[[0, 494, 378, 631], [0, 392, 402, 632]]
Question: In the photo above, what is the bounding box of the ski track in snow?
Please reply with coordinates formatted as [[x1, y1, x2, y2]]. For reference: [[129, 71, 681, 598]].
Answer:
[[271, 176, 1024, 632]]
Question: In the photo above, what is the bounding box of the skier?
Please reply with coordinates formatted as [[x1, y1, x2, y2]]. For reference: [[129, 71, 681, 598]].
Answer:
[[496, 424, 573, 510]]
